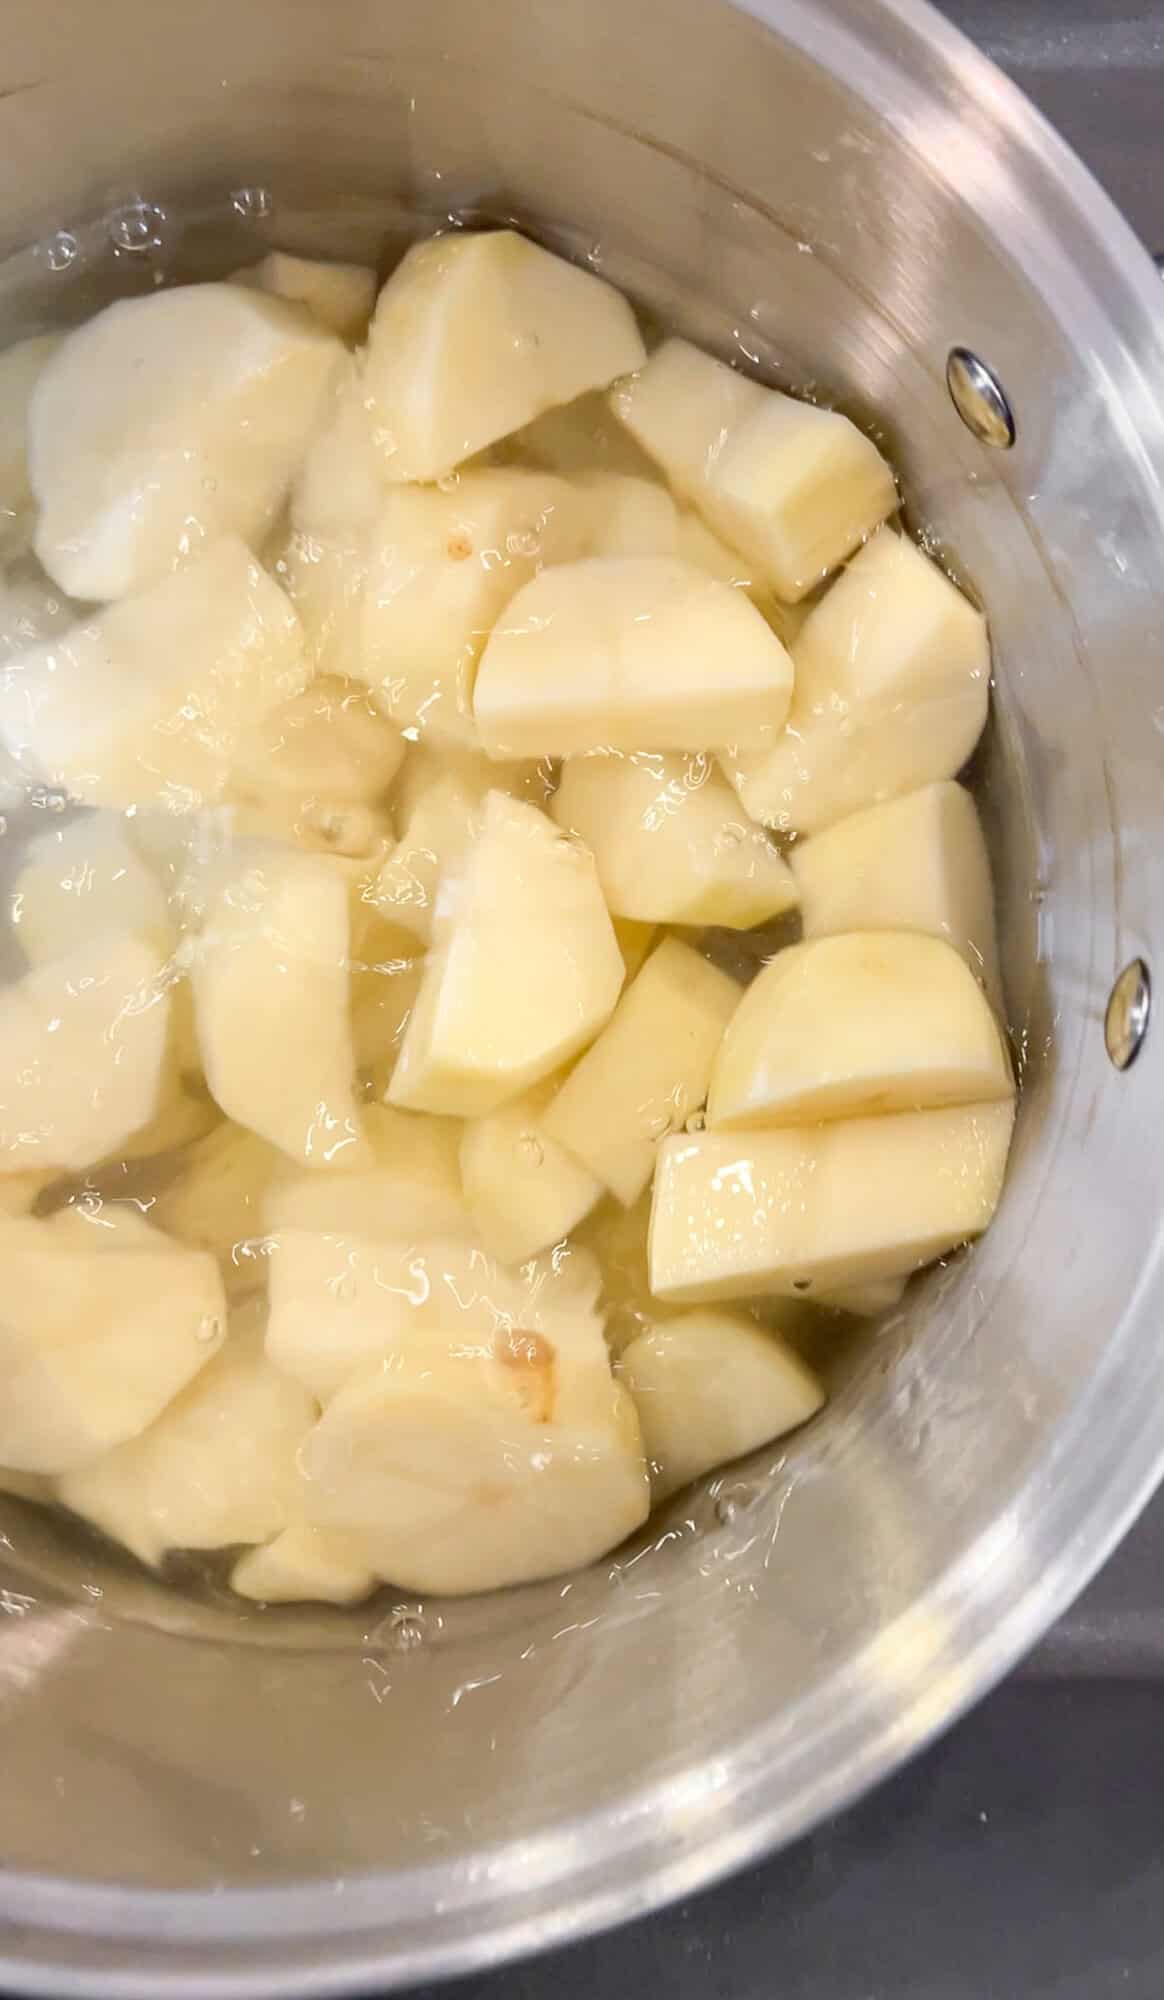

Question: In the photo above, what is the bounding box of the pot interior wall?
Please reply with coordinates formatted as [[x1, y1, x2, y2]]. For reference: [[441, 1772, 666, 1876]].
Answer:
[[0, 1, 1162, 1987]]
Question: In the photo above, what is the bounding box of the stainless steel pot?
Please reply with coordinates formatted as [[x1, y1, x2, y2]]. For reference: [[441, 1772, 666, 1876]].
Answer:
[[2, 0, 1164, 1991]]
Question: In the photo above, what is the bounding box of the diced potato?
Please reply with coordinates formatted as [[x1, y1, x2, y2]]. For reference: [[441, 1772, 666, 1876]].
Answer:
[[372, 746, 544, 947], [11, 816, 169, 967], [0, 537, 309, 810], [232, 1520, 377, 1605], [509, 388, 659, 479], [707, 932, 1013, 1129], [0, 334, 63, 544], [575, 1188, 675, 1356], [228, 677, 404, 811], [0, 931, 170, 1172], [298, 1311, 649, 1594], [612, 918, 657, 983], [620, 1308, 823, 1499], [460, 1078, 603, 1266], [612, 337, 896, 599], [57, 1299, 316, 1566], [361, 231, 646, 483], [230, 253, 378, 342], [264, 1102, 469, 1238], [473, 556, 793, 758], [648, 1101, 1015, 1304], [30, 285, 344, 600], [192, 847, 370, 1170], [552, 752, 797, 929], [542, 938, 739, 1206], [351, 955, 424, 1097], [0, 1210, 225, 1473], [723, 528, 989, 835], [789, 780, 1002, 1009], [290, 355, 386, 544], [266, 1229, 603, 1405], [388, 791, 623, 1116], [151, 1121, 287, 1279], [578, 473, 679, 558], [357, 470, 589, 747], [819, 1274, 909, 1317]]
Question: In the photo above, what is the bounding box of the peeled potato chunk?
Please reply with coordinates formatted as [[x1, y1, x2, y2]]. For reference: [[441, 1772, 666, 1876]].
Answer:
[[388, 791, 624, 1117], [266, 1229, 603, 1406], [361, 230, 646, 483], [707, 932, 1013, 1130], [724, 528, 989, 835], [57, 1299, 316, 1566], [192, 847, 370, 1170], [552, 751, 797, 929], [0, 931, 170, 1172], [373, 747, 545, 947], [542, 938, 740, 1206], [460, 1078, 603, 1266], [612, 338, 897, 600], [612, 918, 657, 983], [264, 1102, 469, 1238], [29, 284, 343, 600], [0, 537, 309, 810], [11, 815, 169, 967], [151, 1121, 287, 1280], [473, 557, 793, 759], [0, 1210, 225, 1473], [228, 676, 404, 812], [790, 780, 1001, 1009], [298, 1310, 649, 1595], [230, 253, 378, 342], [649, 1101, 1015, 1304], [0, 334, 62, 545], [232, 1520, 377, 1605], [820, 1274, 909, 1317], [620, 1308, 823, 1499]]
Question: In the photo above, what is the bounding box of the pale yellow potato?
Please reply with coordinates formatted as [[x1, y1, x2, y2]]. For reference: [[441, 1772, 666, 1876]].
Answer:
[[0, 334, 62, 544], [361, 230, 646, 483], [388, 791, 623, 1117], [707, 932, 1013, 1129], [612, 918, 657, 983], [620, 1308, 823, 1499], [459, 1077, 603, 1266], [298, 1313, 649, 1595], [612, 338, 896, 600], [11, 816, 169, 967], [265, 1228, 603, 1406], [290, 354, 386, 544], [192, 847, 371, 1170], [577, 472, 679, 558], [789, 780, 1002, 1009], [231, 253, 378, 342], [723, 528, 989, 835], [552, 751, 797, 929], [0, 931, 171, 1173], [151, 1121, 287, 1274], [264, 1102, 469, 1238], [58, 1299, 316, 1566], [509, 387, 659, 479], [30, 286, 343, 601], [0, 537, 309, 810], [819, 1274, 910, 1317], [0, 1210, 225, 1474], [473, 557, 793, 759], [229, 677, 404, 810], [648, 1101, 1015, 1304], [542, 938, 740, 1206], [232, 1520, 377, 1605], [351, 955, 424, 1097], [373, 746, 545, 946]]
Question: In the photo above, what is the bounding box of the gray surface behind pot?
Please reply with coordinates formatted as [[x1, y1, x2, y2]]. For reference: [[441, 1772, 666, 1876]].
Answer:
[[2, 0, 1164, 1992]]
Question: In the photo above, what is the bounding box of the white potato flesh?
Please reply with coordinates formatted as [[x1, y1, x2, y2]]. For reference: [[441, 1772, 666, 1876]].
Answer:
[[11, 816, 169, 967], [228, 677, 404, 810], [542, 938, 740, 1206], [649, 1100, 1015, 1304], [264, 1102, 469, 1238], [57, 1300, 316, 1566], [290, 355, 386, 544], [0, 1211, 225, 1473], [708, 932, 1013, 1129], [192, 847, 370, 1170], [552, 751, 798, 929], [509, 387, 660, 480], [361, 230, 647, 482], [612, 338, 897, 599], [578, 473, 679, 558], [388, 791, 624, 1116], [0, 537, 309, 810], [151, 1121, 287, 1275], [460, 1078, 603, 1267], [298, 1316, 649, 1595], [0, 334, 62, 545], [819, 1274, 909, 1317], [373, 745, 546, 948], [723, 528, 990, 835], [790, 780, 1002, 1009], [473, 556, 794, 758], [29, 285, 344, 600], [266, 1228, 603, 1405], [0, 931, 170, 1172], [232, 1520, 377, 1605], [351, 955, 424, 1098], [231, 253, 378, 342], [358, 470, 589, 747], [620, 1309, 823, 1499]]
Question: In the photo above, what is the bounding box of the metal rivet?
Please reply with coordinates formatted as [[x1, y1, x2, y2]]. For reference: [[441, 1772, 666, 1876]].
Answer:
[[946, 347, 1016, 449], [1105, 957, 1151, 1070]]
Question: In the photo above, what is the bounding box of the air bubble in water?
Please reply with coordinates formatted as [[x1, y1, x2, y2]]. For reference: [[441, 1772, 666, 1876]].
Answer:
[[38, 231, 79, 274], [196, 1314, 223, 1344], [389, 1606, 425, 1651], [109, 200, 167, 256], [231, 186, 273, 223], [436, 471, 461, 495]]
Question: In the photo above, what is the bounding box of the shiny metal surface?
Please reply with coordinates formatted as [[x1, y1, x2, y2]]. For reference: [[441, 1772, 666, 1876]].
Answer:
[[1105, 958, 1152, 1072], [3, 0, 1164, 1992], [945, 346, 1017, 448]]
